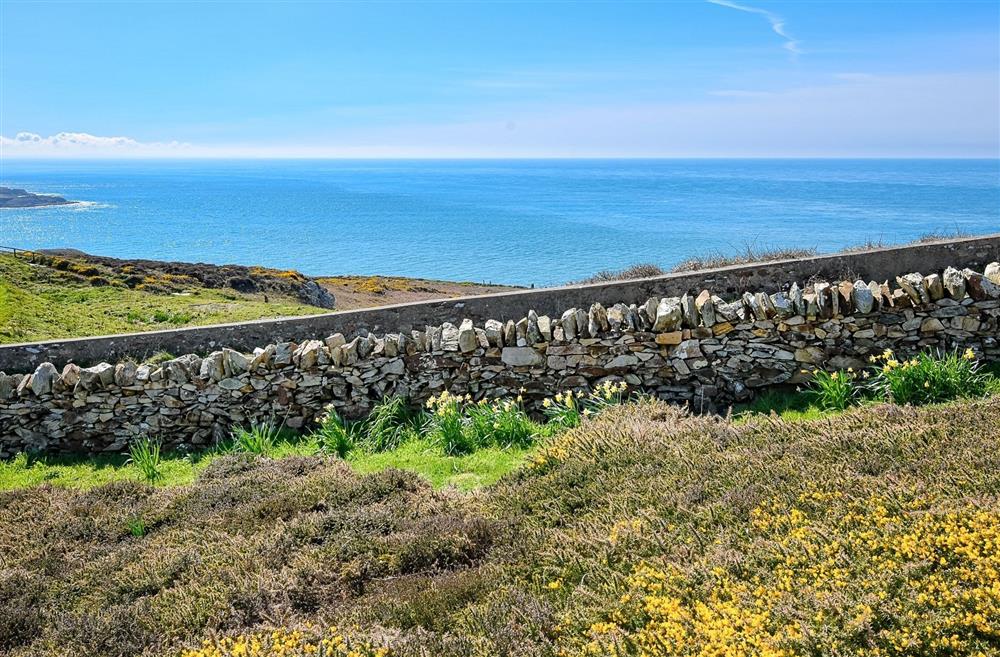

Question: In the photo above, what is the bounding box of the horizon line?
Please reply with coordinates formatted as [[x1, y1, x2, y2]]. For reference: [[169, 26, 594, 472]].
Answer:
[[3, 154, 999, 162]]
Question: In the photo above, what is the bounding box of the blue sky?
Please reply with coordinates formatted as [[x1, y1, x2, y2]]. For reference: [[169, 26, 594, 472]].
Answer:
[[1, 0, 998, 157]]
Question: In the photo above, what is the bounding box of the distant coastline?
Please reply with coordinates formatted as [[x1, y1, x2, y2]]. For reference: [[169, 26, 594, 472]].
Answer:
[[0, 186, 76, 209], [2, 159, 998, 286]]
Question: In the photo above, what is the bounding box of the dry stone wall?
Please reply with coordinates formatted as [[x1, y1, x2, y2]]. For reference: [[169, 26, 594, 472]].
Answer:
[[3, 263, 1000, 457]]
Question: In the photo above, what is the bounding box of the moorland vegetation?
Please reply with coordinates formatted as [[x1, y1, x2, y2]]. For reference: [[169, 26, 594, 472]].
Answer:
[[1, 351, 999, 656]]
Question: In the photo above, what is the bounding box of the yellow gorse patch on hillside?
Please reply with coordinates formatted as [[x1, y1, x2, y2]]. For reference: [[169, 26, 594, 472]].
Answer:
[[578, 493, 1000, 657], [180, 627, 390, 657]]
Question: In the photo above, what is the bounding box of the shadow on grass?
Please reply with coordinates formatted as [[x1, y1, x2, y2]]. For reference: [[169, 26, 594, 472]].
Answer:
[[731, 387, 833, 423], [0, 430, 324, 490]]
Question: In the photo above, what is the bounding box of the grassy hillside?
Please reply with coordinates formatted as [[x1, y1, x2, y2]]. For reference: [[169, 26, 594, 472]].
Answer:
[[0, 253, 325, 344], [2, 398, 998, 656], [0, 253, 519, 343]]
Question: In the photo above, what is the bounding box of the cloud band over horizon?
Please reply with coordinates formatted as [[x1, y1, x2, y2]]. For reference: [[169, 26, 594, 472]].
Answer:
[[3, 70, 998, 159]]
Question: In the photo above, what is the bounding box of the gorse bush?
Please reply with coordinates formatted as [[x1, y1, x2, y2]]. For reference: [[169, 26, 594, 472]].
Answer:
[[126, 437, 163, 483], [594, 496, 1000, 657], [181, 627, 389, 657]]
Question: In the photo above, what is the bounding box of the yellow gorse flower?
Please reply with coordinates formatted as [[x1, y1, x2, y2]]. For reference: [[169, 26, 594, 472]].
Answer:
[[181, 626, 390, 657], [578, 494, 1000, 657]]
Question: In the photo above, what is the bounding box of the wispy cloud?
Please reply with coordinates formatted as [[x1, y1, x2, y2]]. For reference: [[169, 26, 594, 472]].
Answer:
[[3, 72, 996, 158], [706, 0, 802, 58], [0, 131, 190, 156]]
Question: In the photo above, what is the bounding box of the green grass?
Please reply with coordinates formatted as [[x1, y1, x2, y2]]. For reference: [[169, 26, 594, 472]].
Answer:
[[731, 388, 837, 423], [0, 451, 209, 489], [347, 438, 533, 490], [0, 254, 325, 343], [0, 433, 531, 492], [0, 436, 325, 490]]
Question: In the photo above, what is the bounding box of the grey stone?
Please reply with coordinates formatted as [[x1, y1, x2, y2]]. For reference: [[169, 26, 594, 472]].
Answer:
[[79, 363, 114, 390], [771, 292, 792, 318], [341, 338, 360, 365], [963, 268, 1000, 300], [527, 311, 543, 344], [60, 363, 81, 389], [681, 293, 699, 328], [789, 282, 803, 315], [673, 339, 703, 359], [560, 309, 578, 341], [653, 297, 682, 332], [537, 315, 553, 342], [515, 318, 529, 346], [114, 361, 137, 387], [200, 351, 225, 381], [225, 347, 252, 374], [324, 333, 346, 351], [501, 347, 545, 367], [607, 354, 639, 368], [296, 279, 335, 309], [814, 282, 832, 318], [924, 273, 944, 302], [588, 304, 609, 335], [641, 298, 658, 327], [274, 342, 295, 366], [696, 291, 717, 326], [851, 280, 874, 314], [382, 359, 406, 375], [920, 317, 945, 333], [574, 308, 590, 338], [292, 341, 324, 369], [484, 319, 504, 346], [458, 319, 478, 353], [897, 273, 929, 305], [503, 320, 517, 347], [985, 262, 1000, 285], [943, 267, 966, 299], [30, 363, 58, 396], [607, 304, 625, 332]]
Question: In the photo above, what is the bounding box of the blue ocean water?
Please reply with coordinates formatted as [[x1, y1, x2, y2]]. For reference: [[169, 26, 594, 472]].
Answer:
[[1, 159, 997, 287]]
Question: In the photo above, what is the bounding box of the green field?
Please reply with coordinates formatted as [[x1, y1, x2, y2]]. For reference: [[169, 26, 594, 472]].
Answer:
[[0, 254, 324, 343]]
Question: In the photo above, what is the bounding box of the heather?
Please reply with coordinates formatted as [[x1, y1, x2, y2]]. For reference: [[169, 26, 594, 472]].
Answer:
[[2, 397, 1000, 656]]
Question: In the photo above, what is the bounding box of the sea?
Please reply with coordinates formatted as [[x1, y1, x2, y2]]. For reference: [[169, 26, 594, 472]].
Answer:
[[1, 159, 998, 287]]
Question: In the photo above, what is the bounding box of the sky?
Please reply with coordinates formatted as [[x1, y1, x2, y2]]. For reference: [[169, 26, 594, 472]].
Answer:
[[1, 0, 998, 158]]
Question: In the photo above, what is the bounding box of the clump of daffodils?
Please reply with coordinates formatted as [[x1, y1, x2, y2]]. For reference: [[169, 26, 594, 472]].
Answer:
[[867, 348, 992, 406], [807, 347, 993, 410], [424, 388, 537, 454], [542, 380, 630, 428]]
